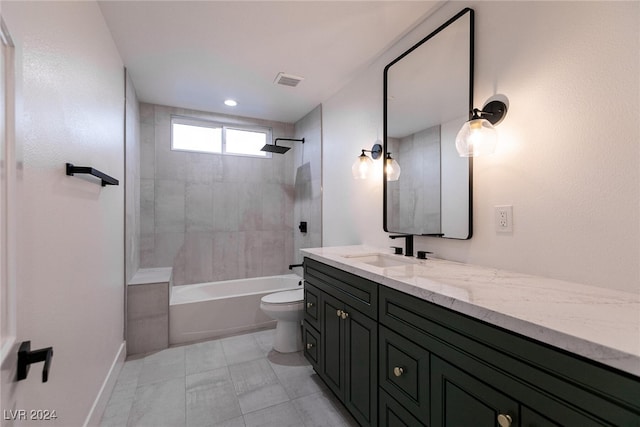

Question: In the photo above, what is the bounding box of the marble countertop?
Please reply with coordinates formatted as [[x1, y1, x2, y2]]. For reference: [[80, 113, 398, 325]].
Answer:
[[301, 245, 640, 377]]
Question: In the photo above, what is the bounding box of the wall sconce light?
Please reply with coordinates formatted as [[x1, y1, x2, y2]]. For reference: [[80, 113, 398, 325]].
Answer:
[[385, 153, 401, 181], [352, 143, 382, 179], [455, 100, 508, 157]]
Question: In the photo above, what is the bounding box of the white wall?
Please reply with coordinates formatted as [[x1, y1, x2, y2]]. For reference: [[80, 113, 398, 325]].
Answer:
[[5, 1, 126, 425], [323, 1, 639, 293]]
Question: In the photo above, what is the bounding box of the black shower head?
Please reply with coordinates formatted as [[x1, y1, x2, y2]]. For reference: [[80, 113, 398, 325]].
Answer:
[[260, 137, 305, 155], [260, 144, 291, 154]]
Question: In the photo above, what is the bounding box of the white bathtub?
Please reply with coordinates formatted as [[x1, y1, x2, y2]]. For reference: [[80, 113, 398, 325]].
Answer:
[[169, 274, 302, 345]]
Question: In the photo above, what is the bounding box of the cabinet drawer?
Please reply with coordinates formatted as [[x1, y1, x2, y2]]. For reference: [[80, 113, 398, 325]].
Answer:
[[379, 326, 429, 421], [304, 284, 320, 330], [379, 388, 427, 427], [303, 321, 320, 371], [304, 258, 377, 319]]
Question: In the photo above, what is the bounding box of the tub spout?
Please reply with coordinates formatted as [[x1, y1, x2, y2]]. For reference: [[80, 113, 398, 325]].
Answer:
[[288, 263, 304, 270]]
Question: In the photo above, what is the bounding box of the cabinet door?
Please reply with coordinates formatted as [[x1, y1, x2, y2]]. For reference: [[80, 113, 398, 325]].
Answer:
[[431, 356, 519, 427], [343, 303, 377, 427], [320, 291, 344, 398], [380, 388, 427, 427]]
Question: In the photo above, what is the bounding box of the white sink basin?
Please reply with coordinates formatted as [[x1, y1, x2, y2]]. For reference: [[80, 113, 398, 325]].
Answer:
[[342, 253, 417, 268]]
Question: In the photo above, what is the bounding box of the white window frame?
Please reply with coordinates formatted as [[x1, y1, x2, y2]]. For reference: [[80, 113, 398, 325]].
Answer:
[[170, 115, 272, 158]]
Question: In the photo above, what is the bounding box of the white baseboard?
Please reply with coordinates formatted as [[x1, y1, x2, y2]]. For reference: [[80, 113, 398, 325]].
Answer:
[[83, 341, 127, 427]]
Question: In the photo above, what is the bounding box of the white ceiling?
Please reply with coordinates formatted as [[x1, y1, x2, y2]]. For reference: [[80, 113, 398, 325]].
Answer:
[[98, 1, 442, 124]]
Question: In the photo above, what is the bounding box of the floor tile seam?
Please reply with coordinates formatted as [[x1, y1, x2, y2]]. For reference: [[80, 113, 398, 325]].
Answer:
[[123, 402, 135, 427], [108, 368, 137, 427], [185, 364, 227, 380], [225, 353, 265, 367], [100, 404, 133, 427], [220, 334, 264, 367], [183, 368, 188, 427], [220, 339, 232, 367], [288, 393, 316, 427], [185, 355, 230, 374], [103, 392, 136, 413], [135, 371, 185, 389], [284, 384, 323, 402], [109, 381, 139, 400], [237, 396, 293, 418], [276, 372, 300, 402], [287, 397, 310, 427], [228, 356, 280, 395], [127, 377, 188, 427], [238, 393, 300, 425], [222, 363, 242, 399], [114, 367, 143, 389]]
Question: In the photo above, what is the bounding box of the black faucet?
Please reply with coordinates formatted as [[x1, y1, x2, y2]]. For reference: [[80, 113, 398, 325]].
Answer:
[[389, 234, 413, 257]]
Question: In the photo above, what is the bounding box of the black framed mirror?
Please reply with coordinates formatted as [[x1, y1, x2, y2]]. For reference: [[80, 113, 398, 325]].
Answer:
[[383, 8, 473, 239]]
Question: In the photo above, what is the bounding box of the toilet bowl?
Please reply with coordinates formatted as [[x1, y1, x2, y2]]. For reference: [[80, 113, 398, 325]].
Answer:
[[260, 288, 304, 353]]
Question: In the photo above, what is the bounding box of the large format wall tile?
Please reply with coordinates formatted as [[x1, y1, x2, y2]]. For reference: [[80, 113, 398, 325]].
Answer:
[[155, 179, 186, 233], [140, 103, 317, 285], [186, 182, 214, 232], [238, 183, 263, 231], [213, 182, 240, 232], [140, 179, 155, 235]]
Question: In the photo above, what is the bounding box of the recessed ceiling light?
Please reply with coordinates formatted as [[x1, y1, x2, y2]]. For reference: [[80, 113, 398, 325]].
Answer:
[[224, 99, 237, 107]]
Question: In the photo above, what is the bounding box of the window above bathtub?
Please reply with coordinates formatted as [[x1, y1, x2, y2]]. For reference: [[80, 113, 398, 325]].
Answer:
[[171, 115, 272, 158]]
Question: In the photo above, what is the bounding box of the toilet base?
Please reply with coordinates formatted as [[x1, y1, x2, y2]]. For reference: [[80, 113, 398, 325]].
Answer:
[[274, 320, 302, 353]]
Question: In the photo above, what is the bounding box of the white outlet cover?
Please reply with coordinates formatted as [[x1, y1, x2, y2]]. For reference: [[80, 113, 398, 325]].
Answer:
[[495, 205, 513, 233]]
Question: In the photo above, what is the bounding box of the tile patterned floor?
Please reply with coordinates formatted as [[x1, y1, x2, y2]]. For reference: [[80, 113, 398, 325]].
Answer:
[[100, 329, 359, 427]]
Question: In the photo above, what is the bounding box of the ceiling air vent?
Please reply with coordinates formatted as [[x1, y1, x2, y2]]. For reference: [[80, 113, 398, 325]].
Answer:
[[274, 72, 304, 87]]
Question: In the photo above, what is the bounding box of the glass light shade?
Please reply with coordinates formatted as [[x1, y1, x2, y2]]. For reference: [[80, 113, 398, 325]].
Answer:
[[352, 153, 373, 179], [385, 155, 401, 181], [455, 118, 498, 157]]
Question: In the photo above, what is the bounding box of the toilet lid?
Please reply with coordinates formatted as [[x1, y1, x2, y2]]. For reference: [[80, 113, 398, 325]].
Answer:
[[261, 289, 304, 304]]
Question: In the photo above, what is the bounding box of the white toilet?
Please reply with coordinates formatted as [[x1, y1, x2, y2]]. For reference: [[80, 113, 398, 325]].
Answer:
[[260, 288, 305, 353]]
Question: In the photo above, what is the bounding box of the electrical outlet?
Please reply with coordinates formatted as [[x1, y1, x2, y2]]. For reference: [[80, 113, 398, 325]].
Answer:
[[495, 205, 513, 233]]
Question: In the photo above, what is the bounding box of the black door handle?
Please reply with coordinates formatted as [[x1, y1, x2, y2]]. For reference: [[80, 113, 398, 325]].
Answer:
[[17, 341, 53, 383]]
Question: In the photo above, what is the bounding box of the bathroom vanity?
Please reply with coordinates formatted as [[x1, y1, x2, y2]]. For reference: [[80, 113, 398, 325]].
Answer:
[[301, 246, 640, 427]]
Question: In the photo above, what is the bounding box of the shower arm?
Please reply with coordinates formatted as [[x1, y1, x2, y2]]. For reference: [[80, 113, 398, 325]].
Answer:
[[274, 137, 304, 146]]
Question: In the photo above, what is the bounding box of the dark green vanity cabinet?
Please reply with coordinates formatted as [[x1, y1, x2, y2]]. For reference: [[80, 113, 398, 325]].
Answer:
[[380, 285, 640, 427], [303, 258, 378, 427], [303, 258, 640, 427]]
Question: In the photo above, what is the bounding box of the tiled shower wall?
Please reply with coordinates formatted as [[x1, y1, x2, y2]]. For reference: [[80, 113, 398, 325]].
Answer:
[[292, 106, 323, 264], [387, 124, 441, 234], [125, 71, 140, 283], [139, 103, 298, 285]]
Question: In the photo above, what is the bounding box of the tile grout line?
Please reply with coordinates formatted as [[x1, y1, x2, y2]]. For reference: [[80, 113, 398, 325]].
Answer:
[[104, 330, 357, 427]]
